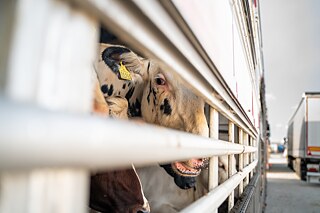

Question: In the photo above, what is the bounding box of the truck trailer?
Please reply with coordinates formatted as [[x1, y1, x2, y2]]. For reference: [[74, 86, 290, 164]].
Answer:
[[287, 92, 320, 183], [0, 0, 268, 212]]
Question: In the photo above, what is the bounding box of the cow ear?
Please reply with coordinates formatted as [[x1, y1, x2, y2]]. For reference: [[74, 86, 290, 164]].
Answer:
[[101, 46, 131, 73], [101, 45, 143, 79]]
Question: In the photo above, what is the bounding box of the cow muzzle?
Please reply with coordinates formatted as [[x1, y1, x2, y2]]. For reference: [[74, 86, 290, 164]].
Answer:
[[171, 158, 209, 177]]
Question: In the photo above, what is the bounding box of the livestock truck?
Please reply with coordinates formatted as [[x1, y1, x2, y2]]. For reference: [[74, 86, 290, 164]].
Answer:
[[0, 0, 268, 212], [287, 92, 320, 183]]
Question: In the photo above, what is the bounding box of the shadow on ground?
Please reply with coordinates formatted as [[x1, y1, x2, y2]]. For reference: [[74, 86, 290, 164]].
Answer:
[[265, 154, 320, 213]]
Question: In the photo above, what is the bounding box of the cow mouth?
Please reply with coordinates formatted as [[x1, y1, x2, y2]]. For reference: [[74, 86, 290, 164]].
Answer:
[[171, 158, 208, 177], [172, 162, 201, 177]]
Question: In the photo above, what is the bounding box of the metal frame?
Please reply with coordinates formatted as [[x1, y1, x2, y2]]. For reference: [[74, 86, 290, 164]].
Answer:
[[0, 0, 267, 212]]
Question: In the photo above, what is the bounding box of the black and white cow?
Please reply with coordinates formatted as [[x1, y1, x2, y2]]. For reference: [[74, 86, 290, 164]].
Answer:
[[91, 43, 234, 213]]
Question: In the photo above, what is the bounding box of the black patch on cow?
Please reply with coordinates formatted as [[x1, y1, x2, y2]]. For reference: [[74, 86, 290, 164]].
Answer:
[[135, 100, 141, 111], [152, 88, 157, 106], [147, 61, 151, 74], [160, 98, 172, 115], [160, 164, 196, 189], [125, 87, 135, 100], [152, 88, 157, 99], [147, 81, 151, 104], [101, 46, 130, 77], [122, 83, 126, 89], [108, 84, 114, 96], [118, 91, 120, 95], [101, 84, 108, 94], [128, 100, 141, 117]]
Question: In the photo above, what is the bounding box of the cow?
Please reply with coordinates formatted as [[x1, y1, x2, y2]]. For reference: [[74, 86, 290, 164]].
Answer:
[[94, 44, 209, 185], [91, 43, 235, 212]]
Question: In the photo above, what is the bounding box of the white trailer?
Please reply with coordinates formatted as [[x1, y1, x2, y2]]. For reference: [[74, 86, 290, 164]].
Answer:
[[287, 92, 320, 183], [0, 0, 268, 212]]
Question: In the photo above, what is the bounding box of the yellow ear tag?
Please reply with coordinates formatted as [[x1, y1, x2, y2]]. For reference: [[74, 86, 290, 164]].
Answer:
[[119, 61, 132, 81]]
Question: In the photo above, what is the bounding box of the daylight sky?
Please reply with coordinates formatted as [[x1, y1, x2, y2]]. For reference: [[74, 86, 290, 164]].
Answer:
[[260, 0, 320, 142]]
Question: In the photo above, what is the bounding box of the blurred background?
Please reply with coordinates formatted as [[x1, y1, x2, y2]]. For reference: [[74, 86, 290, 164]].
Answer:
[[260, 0, 320, 146]]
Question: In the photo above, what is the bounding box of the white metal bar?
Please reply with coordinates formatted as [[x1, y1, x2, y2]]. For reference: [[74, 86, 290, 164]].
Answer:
[[0, 99, 256, 171], [181, 160, 258, 213], [208, 107, 219, 212], [228, 122, 235, 211], [6, 0, 97, 112], [250, 137, 254, 178], [244, 132, 250, 186], [238, 128, 244, 195], [0, 169, 88, 213], [0, 1, 98, 212]]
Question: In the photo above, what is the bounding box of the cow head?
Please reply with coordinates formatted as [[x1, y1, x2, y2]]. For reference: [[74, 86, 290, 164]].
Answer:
[[96, 44, 209, 189], [140, 61, 209, 188]]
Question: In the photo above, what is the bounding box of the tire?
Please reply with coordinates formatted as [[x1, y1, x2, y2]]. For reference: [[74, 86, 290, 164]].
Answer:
[[287, 156, 293, 170], [300, 159, 307, 181]]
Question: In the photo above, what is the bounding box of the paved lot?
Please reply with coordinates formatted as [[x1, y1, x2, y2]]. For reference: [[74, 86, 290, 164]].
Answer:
[[265, 154, 320, 213]]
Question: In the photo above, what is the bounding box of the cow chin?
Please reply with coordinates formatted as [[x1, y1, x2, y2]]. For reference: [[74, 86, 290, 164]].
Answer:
[[160, 164, 197, 189], [160, 158, 208, 189]]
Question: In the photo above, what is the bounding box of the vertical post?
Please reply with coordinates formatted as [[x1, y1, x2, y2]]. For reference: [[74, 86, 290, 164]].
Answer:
[[238, 128, 244, 195], [0, 170, 89, 213], [255, 138, 258, 174], [243, 132, 249, 186], [228, 122, 235, 211], [209, 107, 219, 213], [0, 0, 98, 212], [250, 138, 254, 178]]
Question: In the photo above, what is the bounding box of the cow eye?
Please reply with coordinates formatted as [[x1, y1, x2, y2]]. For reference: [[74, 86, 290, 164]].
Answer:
[[155, 74, 166, 86]]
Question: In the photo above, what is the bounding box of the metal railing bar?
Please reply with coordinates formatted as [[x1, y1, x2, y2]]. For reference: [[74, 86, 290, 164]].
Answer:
[[228, 122, 235, 211], [0, 99, 256, 171], [208, 108, 219, 213], [238, 128, 244, 195], [180, 160, 258, 213]]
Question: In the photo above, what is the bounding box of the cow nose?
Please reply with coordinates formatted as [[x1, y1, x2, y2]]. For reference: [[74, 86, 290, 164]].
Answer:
[[137, 210, 150, 213], [135, 203, 150, 213]]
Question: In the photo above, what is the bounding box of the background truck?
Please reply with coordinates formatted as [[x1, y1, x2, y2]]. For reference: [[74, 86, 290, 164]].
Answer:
[[287, 92, 320, 183]]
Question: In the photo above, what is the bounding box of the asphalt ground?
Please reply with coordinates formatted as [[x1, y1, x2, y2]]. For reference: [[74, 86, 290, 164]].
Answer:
[[265, 153, 320, 213]]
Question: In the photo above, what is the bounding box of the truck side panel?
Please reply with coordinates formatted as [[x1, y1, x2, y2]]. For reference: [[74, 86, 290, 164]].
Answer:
[[307, 97, 320, 157], [288, 99, 306, 158]]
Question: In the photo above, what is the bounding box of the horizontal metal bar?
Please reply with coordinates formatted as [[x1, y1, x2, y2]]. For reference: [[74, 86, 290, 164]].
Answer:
[[180, 160, 258, 213], [67, 0, 257, 138], [230, 172, 260, 213], [0, 99, 256, 171]]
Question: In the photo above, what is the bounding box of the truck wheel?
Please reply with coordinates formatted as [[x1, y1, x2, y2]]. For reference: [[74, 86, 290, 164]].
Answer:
[[300, 160, 307, 181], [287, 157, 293, 170]]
